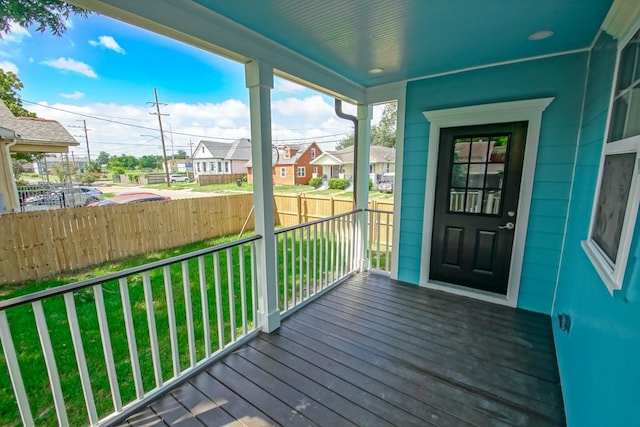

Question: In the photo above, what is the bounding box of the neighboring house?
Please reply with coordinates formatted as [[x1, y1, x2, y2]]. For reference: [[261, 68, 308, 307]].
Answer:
[[164, 158, 193, 174], [192, 138, 252, 178], [311, 145, 395, 187], [0, 101, 78, 213], [246, 142, 322, 185]]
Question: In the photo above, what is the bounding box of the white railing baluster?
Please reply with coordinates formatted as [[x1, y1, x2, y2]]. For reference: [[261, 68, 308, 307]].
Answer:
[[162, 266, 180, 378], [94, 285, 122, 411], [239, 245, 248, 336], [385, 211, 391, 272], [119, 278, 144, 399], [0, 311, 34, 427], [64, 293, 98, 425], [320, 221, 329, 289], [306, 226, 310, 299], [198, 256, 211, 357], [283, 232, 288, 311], [142, 272, 163, 388], [33, 300, 69, 425], [213, 252, 225, 350], [226, 248, 236, 342], [292, 230, 297, 305], [368, 210, 374, 265], [181, 261, 197, 368], [274, 236, 280, 311], [298, 228, 303, 302], [313, 223, 318, 295], [251, 242, 258, 327], [330, 218, 336, 284], [376, 211, 382, 269], [340, 217, 346, 277]]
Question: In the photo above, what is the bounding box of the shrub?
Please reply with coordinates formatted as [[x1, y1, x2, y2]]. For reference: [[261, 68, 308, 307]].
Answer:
[[328, 178, 349, 190], [308, 177, 323, 188], [369, 178, 373, 190]]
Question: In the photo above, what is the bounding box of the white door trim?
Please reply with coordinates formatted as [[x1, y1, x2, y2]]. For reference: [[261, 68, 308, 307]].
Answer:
[[419, 97, 554, 307]]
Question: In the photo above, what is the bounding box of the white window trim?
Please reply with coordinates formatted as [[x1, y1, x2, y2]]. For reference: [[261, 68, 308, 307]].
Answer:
[[280, 167, 286, 177], [297, 166, 306, 177], [420, 97, 554, 307], [582, 22, 640, 294], [311, 148, 316, 159]]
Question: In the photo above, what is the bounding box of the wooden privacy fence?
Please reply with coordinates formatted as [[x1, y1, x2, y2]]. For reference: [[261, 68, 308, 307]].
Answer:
[[273, 193, 393, 227], [0, 194, 254, 284], [0, 192, 393, 284], [197, 174, 245, 186]]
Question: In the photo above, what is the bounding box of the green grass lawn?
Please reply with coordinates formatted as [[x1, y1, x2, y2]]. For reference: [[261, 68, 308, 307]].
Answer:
[[0, 227, 376, 426]]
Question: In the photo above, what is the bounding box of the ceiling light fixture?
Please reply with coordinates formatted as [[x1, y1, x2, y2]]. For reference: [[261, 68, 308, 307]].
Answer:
[[528, 30, 554, 41], [368, 67, 384, 74]]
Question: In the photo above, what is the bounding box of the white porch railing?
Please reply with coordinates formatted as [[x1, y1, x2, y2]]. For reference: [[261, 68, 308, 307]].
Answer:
[[0, 235, 261, 427], [367, 208, 394, 274], [0, 208, 397, 425], [275, 210, 359, 316]]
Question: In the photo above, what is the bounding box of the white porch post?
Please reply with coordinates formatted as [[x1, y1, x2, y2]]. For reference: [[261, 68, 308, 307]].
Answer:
[[355, 104, 372, 272], [245, 60, 280, 332]]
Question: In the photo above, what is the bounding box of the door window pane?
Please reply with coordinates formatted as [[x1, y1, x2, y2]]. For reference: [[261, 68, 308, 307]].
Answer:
[[448, 134, 509, 215]]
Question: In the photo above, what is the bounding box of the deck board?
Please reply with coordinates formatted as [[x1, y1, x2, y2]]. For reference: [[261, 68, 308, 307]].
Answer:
[[120, 273, 565, 426]]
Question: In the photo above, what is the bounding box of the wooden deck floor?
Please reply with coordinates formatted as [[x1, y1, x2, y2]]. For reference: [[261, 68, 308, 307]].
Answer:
[[119, 273, 565, 426]]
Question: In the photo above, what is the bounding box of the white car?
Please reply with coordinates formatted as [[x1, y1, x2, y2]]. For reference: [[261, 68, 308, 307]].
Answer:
[[169, 174, 190, 183]]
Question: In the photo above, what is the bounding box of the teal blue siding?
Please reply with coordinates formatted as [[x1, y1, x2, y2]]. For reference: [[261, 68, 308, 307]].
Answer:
[[399, 53, 588, 313], [553, 32, 640, 426]]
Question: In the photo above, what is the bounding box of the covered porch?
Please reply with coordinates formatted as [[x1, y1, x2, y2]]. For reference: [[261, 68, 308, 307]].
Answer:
[[2, 0, 640, 425]]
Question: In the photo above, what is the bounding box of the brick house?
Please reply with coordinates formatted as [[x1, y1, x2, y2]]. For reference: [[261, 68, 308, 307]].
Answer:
[[246, 142, 322, 185]]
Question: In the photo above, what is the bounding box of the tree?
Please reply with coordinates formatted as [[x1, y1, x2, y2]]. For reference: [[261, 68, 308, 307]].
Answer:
[[335, 102, 397, 151], [139, 155, 160, 170], [107, 154, 138, 171], [1, 1, 88, 37], [174, 149, 188, 159], [50, 162, 77, 183], [0, 69, 35, 117], [96, 151, 111, 165]]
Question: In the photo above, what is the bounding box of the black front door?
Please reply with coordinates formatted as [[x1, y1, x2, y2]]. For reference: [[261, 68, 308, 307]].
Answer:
[[430, 121, 527, 294]]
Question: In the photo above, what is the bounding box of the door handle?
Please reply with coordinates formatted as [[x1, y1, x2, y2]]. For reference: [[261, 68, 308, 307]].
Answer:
[[498, 222, 515, 230]]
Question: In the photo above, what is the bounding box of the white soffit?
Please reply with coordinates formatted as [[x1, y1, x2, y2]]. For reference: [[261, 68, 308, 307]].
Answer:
[[602, 0, 640, 39]]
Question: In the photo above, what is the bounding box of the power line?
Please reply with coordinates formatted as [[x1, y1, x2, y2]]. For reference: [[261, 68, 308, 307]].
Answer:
[[22, 99, 353, 141]]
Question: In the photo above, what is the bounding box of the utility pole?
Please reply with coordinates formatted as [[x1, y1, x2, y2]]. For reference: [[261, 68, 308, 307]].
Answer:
[[147, 88, 171, 187], [69, 119, 92, 163]]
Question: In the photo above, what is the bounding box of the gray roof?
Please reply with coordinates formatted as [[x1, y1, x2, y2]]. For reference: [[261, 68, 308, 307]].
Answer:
[[0, 101, 78, 145], [226, 138, 252, 160], [198, 138, 252, 160], [327, 145, 395, 164]]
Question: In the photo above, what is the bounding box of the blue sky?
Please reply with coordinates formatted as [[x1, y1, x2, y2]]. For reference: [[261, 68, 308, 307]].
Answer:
[[0, 13, 377, 158]]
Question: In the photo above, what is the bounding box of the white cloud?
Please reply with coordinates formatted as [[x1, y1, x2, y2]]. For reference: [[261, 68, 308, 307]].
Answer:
[[60, 91, 85, 100], [0, 61, 19, 74], [24, 94, 380, 158], [42, 57, 98, 78], [89, 36, 126, 54], [2, 22, 30, 43]]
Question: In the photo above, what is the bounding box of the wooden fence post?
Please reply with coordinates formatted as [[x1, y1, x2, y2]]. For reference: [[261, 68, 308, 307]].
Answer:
[[297, 194, 302, 225]]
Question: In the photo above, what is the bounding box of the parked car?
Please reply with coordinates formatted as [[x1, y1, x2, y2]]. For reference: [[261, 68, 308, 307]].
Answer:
[[91, 192, 171, 206], [75, 186, 104, 203], [378, 173, 395, 193], [169, 174, 189, 183], [23, 187, 98, 209]]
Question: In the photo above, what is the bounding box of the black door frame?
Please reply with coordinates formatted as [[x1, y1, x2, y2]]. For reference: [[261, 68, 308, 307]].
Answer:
[[419, 98, 554, 307]]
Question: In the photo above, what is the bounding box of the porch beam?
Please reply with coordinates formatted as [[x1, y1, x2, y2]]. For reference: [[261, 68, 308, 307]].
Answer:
[[245, 60, 280, 333], [355, 104, 372, 271]]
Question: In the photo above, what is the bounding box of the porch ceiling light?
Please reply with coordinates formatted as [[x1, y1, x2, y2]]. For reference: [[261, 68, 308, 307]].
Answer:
[[368, 67, 385, 74], [528, 30, 554, 40]]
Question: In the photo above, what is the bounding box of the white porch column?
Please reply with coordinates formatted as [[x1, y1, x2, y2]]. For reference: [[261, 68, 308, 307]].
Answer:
[[245, 60, 280, 332], [355, 104, 372, 271], [0, 140, 19, 213]]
